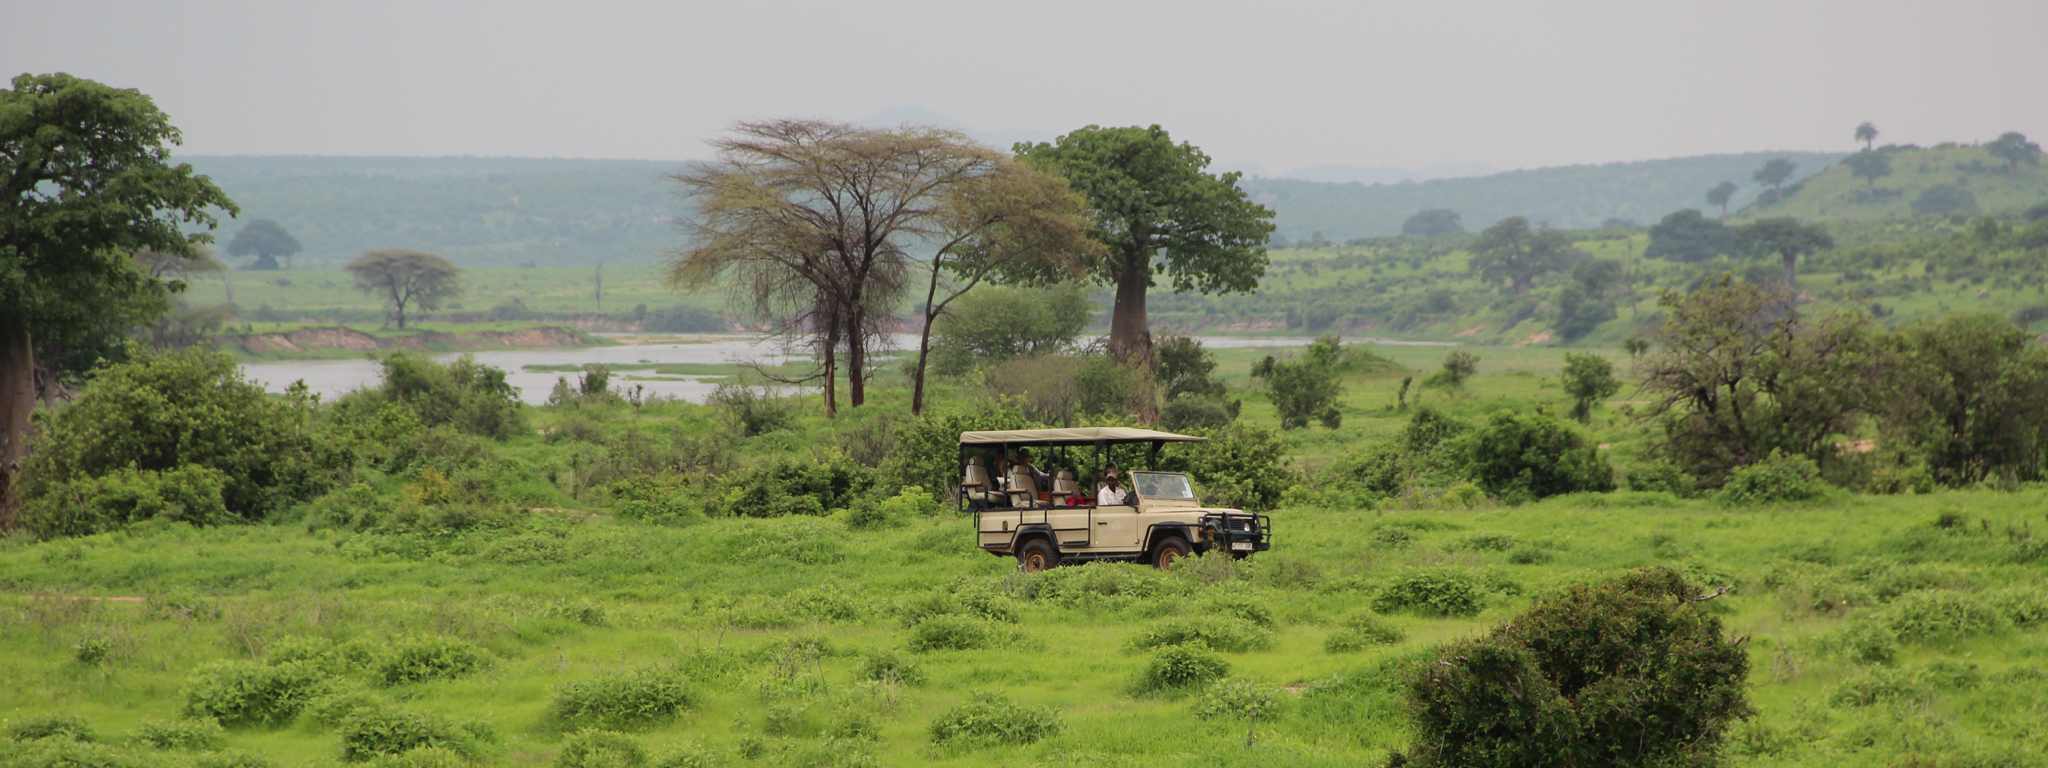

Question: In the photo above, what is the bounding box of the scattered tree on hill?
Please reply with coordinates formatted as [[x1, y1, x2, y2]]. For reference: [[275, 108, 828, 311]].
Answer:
[[1843, 149, 1892, 195], [1638, 276, 1884, 486], [1251, 336, 1343, 430], [1855, 121, 1879, 151], [1398, 567, 1753, 768], [1561, 352, 1620, 423], [1705, 181, 1737, 221], [1733, 217, 1833, 285], [226, 219, 302, 271], [1, 73, 237, 512], [1430, 350, 1480, 389], [1643, 209, 1730, 263], [1752, 158, 1797, 203], [1986, 132, 2042, 175], [1401, 208, 1464, 237], [927, 284, 1091, 377], [1468, 216, 1582, 295], [1879, 312, 2048, 485], [346, 249, 461, 330], [1911, 184, 1979, 216], [1016, 125, 1275, 365]]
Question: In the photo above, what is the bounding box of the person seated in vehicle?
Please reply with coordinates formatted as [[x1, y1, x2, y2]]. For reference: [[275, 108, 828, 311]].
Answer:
[[1012, 450, 1052, 488], [1097, 467, 1128, 506]]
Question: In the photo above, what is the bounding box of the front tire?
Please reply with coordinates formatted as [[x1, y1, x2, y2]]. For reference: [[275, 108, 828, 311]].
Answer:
[[1017, 540, 1057, 573], [1150, 537, 1191, 570]]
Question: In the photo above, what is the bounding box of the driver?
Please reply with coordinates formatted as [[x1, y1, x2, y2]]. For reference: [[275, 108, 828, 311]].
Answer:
[[1096, 464, 1127, 506]]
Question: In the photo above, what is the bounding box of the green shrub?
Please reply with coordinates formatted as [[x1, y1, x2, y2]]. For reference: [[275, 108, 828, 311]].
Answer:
[[1125, 616, 1274, 653], [1372, 569, 1485, 617], [1829, 666, 1934, 707], [548, 667, 696, 730], [706, 383, 796, 437], [1203, 593, 1276, 628], [338, 708, 488, 762], [17, 464, 232, 540], [129, 718, 225, 751], [1715, 450, 1827, 505], [195, 750, 278, 768], [334, 353, 525, 440], [650, 741, 719, 768], [1129, 644, 1231, 695], [554, 729, 647, 768], [1624, 461, 1695, 496], [5, 714, 94, 743], [1398, 567, 1752, 768], [72, 636, 114, 666], [1191, 677, 1285, 721], [855, 648, 926, 687], [706, 452, 872, 518], [879, 400, 1038, 502], [268, 635, 380, 676], [1453, 532, 1517, 552], [305, 687, 388, 728], [181, 660, 331, 726], [926, 692, 1063, 746], [1369, 527, 1414, 548], [365, 746, 468, 768], [1874, 590, 2009, 643], [1152, 422, 1299, 512], [1324, 613, 1406, 652], [906, 616, 996, 653], [1456, 409, 1615, 501], [1021, 561, 1179, 606], [17, 346, 338, 531], [377, 637, 492, 685], [1987, 586, 2048, 628], [1506, 546, 1554, 565]]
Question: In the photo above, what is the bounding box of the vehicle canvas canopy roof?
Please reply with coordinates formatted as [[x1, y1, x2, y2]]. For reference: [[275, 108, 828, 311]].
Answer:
[[957, 427, 1209, 447]]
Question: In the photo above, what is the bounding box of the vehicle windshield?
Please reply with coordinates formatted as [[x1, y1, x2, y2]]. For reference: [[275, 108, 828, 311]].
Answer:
[[1132, 471, 1196, 500]]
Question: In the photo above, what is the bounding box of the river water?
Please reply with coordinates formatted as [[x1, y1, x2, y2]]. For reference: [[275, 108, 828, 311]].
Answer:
[[238, 334, 1452, 405]]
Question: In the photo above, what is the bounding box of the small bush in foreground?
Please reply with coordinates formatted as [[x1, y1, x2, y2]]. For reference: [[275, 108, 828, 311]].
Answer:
[[130, 718, 226, 751], [927, 692, 1062, 746], [554, 729, 647, 768], [1129, 644, 1230, 696], [1191, 677, 1286, 721], [181, 660, 331, 726], [1323, 612, 1406, 652], [855, 649, 926, 687], [549, 667, 696, 730], [1715, 450, 1827, 505], [5, 714, 94, 743], [339, 708, 489, 762], [1371, 569, 1485, 617], [906, 616, 996, 653], [1125, 616, 1274, 653], [378, 637, 492, 685], [1398, 567, 1752, 768]]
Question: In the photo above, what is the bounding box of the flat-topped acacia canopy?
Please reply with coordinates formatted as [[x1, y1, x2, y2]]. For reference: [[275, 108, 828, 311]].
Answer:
[[956, 427, 1209, 447]]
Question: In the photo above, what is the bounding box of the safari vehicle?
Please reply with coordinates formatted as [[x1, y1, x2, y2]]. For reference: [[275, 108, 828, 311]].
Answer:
[[957, 427, 1271, 572]]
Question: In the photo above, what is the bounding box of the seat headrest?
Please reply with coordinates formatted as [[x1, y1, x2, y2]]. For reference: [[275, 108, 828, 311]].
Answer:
[[1056, 469, 1074, 480], [967, 456, 983, 466]]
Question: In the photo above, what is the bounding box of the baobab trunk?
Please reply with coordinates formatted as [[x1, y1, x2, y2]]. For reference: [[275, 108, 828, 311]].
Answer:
[[0, 315, 36, 517], [844, 308, 866, 409], [1108, 267, 1153, 366], [1783, 253, 1799, 286]]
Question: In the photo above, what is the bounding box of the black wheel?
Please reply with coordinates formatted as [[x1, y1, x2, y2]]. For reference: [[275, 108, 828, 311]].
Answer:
[[1017, 540, 1057, 573], [1150, 537, 1191, 570]]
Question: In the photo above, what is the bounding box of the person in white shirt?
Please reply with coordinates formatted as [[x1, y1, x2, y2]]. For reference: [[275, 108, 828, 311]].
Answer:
[[1097, 465, 1127, 506]]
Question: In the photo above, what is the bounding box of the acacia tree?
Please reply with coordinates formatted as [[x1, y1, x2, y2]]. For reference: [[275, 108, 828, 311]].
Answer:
[[345, 249, 461, 329], [1986, 132, 2042, 175], [670, 120, 1055, 417], [1855, 121, 1879, 151], [1705, 181, 1737, 221], [1016, 125, 1275, 364], [1733, 217, 1834, 284], [1, 73, 235, 512], [226, 219, 301, 270], [1752, 158, 1797, 203], [1637, 276, 1887, 486], [1843, 149, 1892, 195], [1468, 216, 1581, 295]]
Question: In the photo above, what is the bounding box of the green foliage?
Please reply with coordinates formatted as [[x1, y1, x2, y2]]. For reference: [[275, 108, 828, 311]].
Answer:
[[338, 708, 488, 763], [17, 464, 231, 540], [1152, 421, 1296, 512], [1733, 216, 1834, 282], [1468, 216, 1581, 295], [1457, 409, 1614, 501], [879, 399, 1037, 500], [129, 719, 226, 751], [928, 284, 1090, 376], [336, 353, 525, 440], [1399, 567, 1752, 768], [346, 249, 462, 329], [1153, 333, 1232, 424], [1401, 209, 1464, 237], [1911, 184, 1978, 215], [225, 220, 302, 267], [1871, 590, 2009, 643], [1251, 340, 1343, 430], [905, 616, 997, 653], [1880, 312, 2048, 485], [5, 714, 94, 743], [1323, 612, 1407, 652], [707, 451, 871, 518], [19, 346, 334, 532], [1843, 149, 1893, 191], [1427, 350, 1479, 388], [377, 637, 492, 685], [1715, 450, 1828, 505], [926, 691, 1063, 746], [553, 730, 647, 768], [1128, 643, 1230, 696], [1125, 616, 1274, 653], [855, 648, 926, 687], [180, 660, 331, 726], [1372, 569, 1485, 617], [548, 668, 695, 731], [705, 384, 794, 437], [1644, 208, 1731, 263], [1623, 460, 1695, 496], [1157, 393, 1239, 432], [1191, 677, 1286, 721]]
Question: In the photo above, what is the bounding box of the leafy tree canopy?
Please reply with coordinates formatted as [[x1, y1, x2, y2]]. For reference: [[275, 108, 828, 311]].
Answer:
[[1467, 216, 1581, 295], [1400, 208, 1464, 237], [1643, 209, 1730, 263], [927, 284, 1091, 377], [1911, 184, 1979, 216], [1986, 131, 2042, 175], [225, 219, 302, 269], [1753, 157, 1798, 190], [1733, 217, 1833, 284], [346, 249, 461, 329], [1843, 149, 1893, 193]]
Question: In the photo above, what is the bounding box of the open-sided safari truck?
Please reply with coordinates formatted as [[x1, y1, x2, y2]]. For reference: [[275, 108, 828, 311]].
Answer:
[[957, 427, 1271, 572]]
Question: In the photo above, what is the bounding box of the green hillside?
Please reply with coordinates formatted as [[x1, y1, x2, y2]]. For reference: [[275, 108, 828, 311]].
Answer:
[[1739, 144, 2048, 222]]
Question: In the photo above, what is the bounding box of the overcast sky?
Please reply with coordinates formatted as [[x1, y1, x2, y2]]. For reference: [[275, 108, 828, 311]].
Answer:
[[7, 0, 2044, 175]]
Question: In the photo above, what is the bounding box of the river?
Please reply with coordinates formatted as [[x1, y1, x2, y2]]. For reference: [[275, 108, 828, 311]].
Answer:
[[238, 334, 1453, 405]]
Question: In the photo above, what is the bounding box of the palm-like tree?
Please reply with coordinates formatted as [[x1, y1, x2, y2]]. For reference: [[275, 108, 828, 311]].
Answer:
[[1855, 122, 1879, 151]]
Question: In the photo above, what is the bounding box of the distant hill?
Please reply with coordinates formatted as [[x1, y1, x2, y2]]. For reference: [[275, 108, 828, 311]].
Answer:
[[1736, 143, 2048, 222], [1243, 151, 1841, 241]]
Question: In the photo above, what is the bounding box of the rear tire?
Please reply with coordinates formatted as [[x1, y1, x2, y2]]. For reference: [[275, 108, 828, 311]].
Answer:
[[1017, 540, 1057, 573], [1150, 537, 1191, 570]]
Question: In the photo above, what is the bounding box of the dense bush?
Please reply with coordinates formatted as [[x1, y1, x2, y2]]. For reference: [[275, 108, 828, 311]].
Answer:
[[553, 729, 647, 768], [181, 661, 331, 726], [1457, 409, 1614, 501], [928, 284, 1091, 376], [18, 347, 337, 533], [1323, 612, 1406, 652], [377, 637, 493, 685], [926, 692, 1063, 746], [129, 718, 226, 751], [1125, 616, 1274, 653], [1128, 644, 1230, 695], [1371, 569, 1485, 617], [705, 384, 795, 437], [1152, 421, 1298, 512], [906, 616, 997, 653], [1398, 567, 1752, 768], [879, 400, 1038, 500], [334, 353, 525, 440], [1715, 450, 1827, 505], [4, 714, 94, 743], [1191, 677, 1286, 721], [1251, 337, 1344, 429], [268, 636, 381, 676], [855, 648, 926, 687], [706, 451, 871, 518], [548, 668, 696, 730], [338, 708, 489, 762]]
